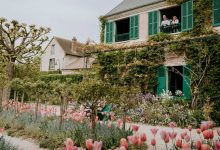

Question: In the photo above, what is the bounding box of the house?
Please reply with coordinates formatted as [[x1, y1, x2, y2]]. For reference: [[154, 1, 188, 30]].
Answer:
[[40, 36, 95, 75], [103, 0, 220, 98]]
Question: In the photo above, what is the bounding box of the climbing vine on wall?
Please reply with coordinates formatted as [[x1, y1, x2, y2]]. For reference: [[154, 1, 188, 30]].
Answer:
[[99, 16, 107, 43], [97, 45, 165, 94]]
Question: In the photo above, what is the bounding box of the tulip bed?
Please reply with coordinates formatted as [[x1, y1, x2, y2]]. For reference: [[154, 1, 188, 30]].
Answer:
[[0, 101, 219, 150]]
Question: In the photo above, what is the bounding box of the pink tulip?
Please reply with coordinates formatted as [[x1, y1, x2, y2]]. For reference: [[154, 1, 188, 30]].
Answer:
[[176, 139, 182, 148], [151, 128, 159, 136], [128, 135, 139, 145], [93, 141, 103, 150], [115, 146, 127, 150], [140, 133, 147, 142], [200, 123, 208, 132], [65, 138, 78, 150], [184, 135, 190, 142], [160, 131, 169, 143], [196, 128, 201, 134], [217, 129, 220, 136], [201, 144, 211, 150], [86, 139, 93, 150], [151, 139, 156, 146], [215, 141, 220, 150], [188, 125, 192, 131], [169, 132, 177, 140], [169, 122, 177, 128], [120, 138, 128, 149], [196, 140, 202, 150], [182, 143, 190, 150], [117, 119, 123, 127], [207, 121, 213, 129], [132, 135, 139, 145], [181, 131, 187, 139], [132, 125, 139, 132], [202, 130, 213, 139]]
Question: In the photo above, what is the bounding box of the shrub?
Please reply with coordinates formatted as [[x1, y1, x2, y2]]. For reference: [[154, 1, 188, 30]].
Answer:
[[71, 121, 133, 150]]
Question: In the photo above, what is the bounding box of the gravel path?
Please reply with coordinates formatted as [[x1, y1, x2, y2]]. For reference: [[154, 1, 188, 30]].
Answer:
[[4, 135, 48, 150]]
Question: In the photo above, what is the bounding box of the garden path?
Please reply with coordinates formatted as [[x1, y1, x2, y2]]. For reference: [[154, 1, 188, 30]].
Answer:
[[4, 135, 48, 150]]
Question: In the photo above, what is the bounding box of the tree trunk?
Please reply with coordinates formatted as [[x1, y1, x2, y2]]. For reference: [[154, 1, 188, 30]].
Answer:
[[91, 105, 97, 135], [2, 61, 14, 103], [35, 97, 40, 122], [13, 91, 16, 101], [0, 88, 3, 112], [122, 108, 126, 131], [15, 92, 19, 114], [21, 92, 25, 104], [59, 96, 64, 130]]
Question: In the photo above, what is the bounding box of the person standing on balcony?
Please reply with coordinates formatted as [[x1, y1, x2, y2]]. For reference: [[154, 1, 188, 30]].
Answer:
[[161, 15, 171, 33], [171, 16, 180, 33]]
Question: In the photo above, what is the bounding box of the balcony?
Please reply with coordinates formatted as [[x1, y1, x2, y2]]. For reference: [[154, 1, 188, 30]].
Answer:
[[160, 23, 181, 34], [115, 33, 130, 42]]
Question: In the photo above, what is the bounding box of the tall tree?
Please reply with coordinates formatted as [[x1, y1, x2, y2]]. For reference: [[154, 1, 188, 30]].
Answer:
[[0, 17, 50, 102]]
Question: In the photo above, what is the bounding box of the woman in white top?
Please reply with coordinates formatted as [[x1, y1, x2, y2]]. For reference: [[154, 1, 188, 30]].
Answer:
[[161, 15, 171, 33], [161, 15, 171, 26], [171, 16, 180, 33]]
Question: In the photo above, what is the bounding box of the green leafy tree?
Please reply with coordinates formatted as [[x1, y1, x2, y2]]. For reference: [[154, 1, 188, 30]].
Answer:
[[50, 80, 75, 129], [0, 18, 50, 102], [111, 85, 140, 130], [73, 78, 112, 131]]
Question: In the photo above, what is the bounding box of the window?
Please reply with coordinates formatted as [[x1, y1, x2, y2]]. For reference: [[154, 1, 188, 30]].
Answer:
[[213, 0, 220, 26], [160, 6, 181, 33], [51, 44, 55, 55], [157, 65, 191, 99], [49, 58, 55, 70], [115, 18, 130, 42], [181, 0, 193, 31], [129, 15, 139, 40], [105, 22, 114, 43], [148, 11, 159, 35]]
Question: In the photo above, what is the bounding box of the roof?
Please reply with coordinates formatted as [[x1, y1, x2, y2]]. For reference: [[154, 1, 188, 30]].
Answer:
[[54, 36, 84, 57], [63, 57, 95, 70], [105, 0, 164, 17]]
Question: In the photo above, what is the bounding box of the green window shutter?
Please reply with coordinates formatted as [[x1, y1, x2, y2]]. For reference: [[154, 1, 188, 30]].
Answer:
[[183, 65, 192, 100], [148, 11, 158, 35], [105, 22, 114, 43], [130, 15, 139, 40], [213, 0, 220, 26], [157, 66, 167, 96], [181, 0, 193, 31]]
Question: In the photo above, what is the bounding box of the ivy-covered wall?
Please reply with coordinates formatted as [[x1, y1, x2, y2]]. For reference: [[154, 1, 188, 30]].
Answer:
[[96, 0, 220, 123]]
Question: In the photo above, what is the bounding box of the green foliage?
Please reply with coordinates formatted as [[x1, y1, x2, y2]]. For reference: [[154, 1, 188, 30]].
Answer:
[[71, 122, 133, 150], [97, 46, 165, 94], [99, 16, 107, 43], [40, 74, 83, 83], [138, 99, 204, 127], [148, 32, 174, 42]]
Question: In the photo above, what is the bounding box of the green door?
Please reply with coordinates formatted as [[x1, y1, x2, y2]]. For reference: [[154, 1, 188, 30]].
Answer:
[[213, 0, 220, 26], [148, 11, 159, 35], [157, 66, 167, 96], [181, 0, 193, 31], [130, 15, 139, 40], [183, 65, 192, 100], [105, 22, 114, 43]]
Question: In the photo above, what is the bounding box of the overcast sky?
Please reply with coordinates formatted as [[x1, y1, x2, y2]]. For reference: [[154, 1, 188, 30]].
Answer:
[[0, 0, 122, 43]]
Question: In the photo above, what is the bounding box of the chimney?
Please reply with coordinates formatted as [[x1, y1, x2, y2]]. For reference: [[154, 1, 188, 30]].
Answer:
[[72, 36, 77, 50]]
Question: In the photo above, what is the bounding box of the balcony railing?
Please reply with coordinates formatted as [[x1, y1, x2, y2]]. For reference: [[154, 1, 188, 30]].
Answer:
[[115, 33, 130, 42], [160, 23, 181, 33]]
